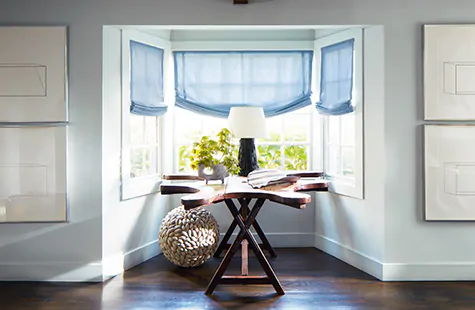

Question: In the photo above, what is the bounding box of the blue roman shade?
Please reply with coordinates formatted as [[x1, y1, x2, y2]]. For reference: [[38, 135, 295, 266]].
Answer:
[[174, 51, 313, 118], [130, 40, 167, 116], [316, 39, 355, 115]]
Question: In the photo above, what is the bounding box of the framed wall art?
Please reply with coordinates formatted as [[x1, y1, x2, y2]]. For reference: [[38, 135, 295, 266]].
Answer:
[[424, 25, 475, 120], [425, 125, 475, 221], [0, 26, 68, 122], [0, 125, 67, 222]]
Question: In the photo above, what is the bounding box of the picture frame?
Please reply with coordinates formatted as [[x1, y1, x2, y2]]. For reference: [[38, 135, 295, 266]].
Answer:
[[0, 26, 68, 122], [424, 25, 475, 120], [0, 125, 68, 222], [425, 124, 475, 221]]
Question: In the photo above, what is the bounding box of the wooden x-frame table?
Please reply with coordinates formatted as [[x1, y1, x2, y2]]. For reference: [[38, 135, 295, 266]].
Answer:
[[161, 173, 329, 295]]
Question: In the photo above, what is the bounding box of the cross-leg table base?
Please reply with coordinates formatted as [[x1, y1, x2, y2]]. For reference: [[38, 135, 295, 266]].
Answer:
[[214, 198, 278, 259], [205, 198, 284, 295]]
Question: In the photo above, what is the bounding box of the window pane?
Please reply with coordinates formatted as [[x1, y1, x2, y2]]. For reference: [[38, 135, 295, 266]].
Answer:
[[130, 115, 144, 145], [257, 145, 281, 169], [145, 116, 158, 144], [174, 108, 202, 144], [342, 146, 355, 177], [130, 147, 159, 178], [284, 115, 309, 142], [130, 147, 145, 178], [177, 144, 194, 173], [327, 145, 341, 175], [257, 116, 282, 143], [284, 145, 308, 171], [328, 116, 340, 144], [202, 115, 229, 137], [288, 105, 312, 115], [145, 147, 158, 175], [341, 113, 355, 146]]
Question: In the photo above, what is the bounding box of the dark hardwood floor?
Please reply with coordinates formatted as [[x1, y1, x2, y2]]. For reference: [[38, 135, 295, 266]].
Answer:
[[0, 248, 474, 309]]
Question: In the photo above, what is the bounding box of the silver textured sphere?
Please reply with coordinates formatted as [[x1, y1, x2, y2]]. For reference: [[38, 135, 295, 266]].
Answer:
[[159, 206, 219, 268]]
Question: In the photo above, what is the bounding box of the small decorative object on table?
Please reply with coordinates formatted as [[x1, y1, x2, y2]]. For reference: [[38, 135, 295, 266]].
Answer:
[[189, 128, 240, 183], [159, 206, 219, 268], [198, 164, 228, 184]]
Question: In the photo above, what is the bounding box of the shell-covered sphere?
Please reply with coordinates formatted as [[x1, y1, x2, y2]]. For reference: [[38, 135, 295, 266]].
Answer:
[[159, 206, 219, 268]]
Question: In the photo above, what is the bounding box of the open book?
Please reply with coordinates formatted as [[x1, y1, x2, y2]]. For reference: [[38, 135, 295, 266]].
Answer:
[[247, 169, 300, 189]]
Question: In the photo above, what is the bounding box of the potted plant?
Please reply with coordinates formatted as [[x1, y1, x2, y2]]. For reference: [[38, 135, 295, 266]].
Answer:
[[189, 128, 240, 183]]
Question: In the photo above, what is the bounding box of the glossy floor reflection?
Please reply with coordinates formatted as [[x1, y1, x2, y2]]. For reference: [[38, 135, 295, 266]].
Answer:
[[0, 248, 474, 309]]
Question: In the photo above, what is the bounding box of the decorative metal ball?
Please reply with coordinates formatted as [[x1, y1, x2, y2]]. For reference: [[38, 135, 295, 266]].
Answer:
[[159, 206, 219, 268]]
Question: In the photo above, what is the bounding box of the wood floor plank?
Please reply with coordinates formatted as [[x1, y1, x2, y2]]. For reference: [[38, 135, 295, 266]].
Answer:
[[0, 248, 473, 309]]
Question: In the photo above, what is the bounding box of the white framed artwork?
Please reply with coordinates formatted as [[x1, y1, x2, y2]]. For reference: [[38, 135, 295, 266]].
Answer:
[[425, 125, 475, 221], [424, 25, 475, 120], [0, 125, 67, 222], [0, 26, 68, 122]]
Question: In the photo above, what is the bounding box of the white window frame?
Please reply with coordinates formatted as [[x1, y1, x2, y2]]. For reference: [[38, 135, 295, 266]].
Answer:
[[255, 108, 313, 172], [171, 41, 316, 174], [172, 108, 314, 173], [314, 28, 364, 199], [121, 30, 170, 200]]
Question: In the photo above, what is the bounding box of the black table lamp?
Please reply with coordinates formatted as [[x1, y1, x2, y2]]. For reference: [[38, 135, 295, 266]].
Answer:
[[228, 107, 266, 176]]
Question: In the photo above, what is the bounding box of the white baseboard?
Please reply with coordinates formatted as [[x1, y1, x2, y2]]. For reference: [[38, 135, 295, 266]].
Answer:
[[3, 236, 473, 282], [383, 263, 475, 281], [315, 233, 475, 281], [123, 240, 161, 271], [314, 233, 383, 280], [0, 240, 161, 282], [0, 262, 103, 282], [221, 232, 315, 247], [103, 240, 161, 280]]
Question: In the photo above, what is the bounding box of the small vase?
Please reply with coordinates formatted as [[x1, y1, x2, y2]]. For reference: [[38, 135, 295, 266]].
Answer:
[[198, 164, 229, 184]]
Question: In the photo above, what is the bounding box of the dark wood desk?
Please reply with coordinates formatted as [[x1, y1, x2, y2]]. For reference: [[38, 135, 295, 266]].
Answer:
[[160, 173, 329, 295]]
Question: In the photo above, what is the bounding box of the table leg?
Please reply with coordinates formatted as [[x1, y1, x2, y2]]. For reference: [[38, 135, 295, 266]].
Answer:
[[213, 219, 237, 258], [205, 198, 284, 296], [214, 198, 277, 258], [242, 202, 278, 258], [241, 199, 249, 276]]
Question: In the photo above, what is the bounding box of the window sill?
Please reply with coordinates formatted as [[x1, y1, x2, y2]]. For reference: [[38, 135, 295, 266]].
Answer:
[[121, 175, 162, 201]]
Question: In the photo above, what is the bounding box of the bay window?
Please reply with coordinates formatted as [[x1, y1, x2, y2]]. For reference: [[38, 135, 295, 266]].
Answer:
[[120, 27, 364, 200]]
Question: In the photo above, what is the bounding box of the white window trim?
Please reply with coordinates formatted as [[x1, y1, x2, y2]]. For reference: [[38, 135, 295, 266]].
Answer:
[[172, 40, 316, 174], [172, 107, 315, 173], [171, 40, 314, 51], [314, 28, 365, 199], [120, 30, 171, 200], [255, 109, 313, 172]]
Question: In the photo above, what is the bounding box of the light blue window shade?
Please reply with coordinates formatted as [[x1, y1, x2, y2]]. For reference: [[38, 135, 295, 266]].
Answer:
[[174, 51, 313, 118], [316, 39, 355, 115], [130, 40, 167, 116]]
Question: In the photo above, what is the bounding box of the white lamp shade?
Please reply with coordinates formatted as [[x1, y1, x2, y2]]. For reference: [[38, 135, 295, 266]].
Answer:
[[228, 107, 266, 138]]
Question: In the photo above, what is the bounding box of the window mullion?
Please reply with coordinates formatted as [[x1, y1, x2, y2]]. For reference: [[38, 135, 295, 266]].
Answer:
[[141, 146, 146, 175], [281, 115, 285, 170], [324, 115, 329, 176], [339, 116, 343, 175], [159, 117, 163, 174]]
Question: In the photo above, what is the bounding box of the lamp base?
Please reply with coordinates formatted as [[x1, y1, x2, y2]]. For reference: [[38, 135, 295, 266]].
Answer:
[[238, 138, 259, 177]]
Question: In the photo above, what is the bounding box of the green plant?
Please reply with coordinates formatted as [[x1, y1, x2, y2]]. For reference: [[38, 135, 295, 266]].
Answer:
[[189, 128, 240, 175]]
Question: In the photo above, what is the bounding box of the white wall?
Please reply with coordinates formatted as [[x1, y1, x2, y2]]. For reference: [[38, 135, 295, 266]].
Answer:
[[1, 0, 475, 281], [314, 26, 386, 279], [101, 27, 172, 279]]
